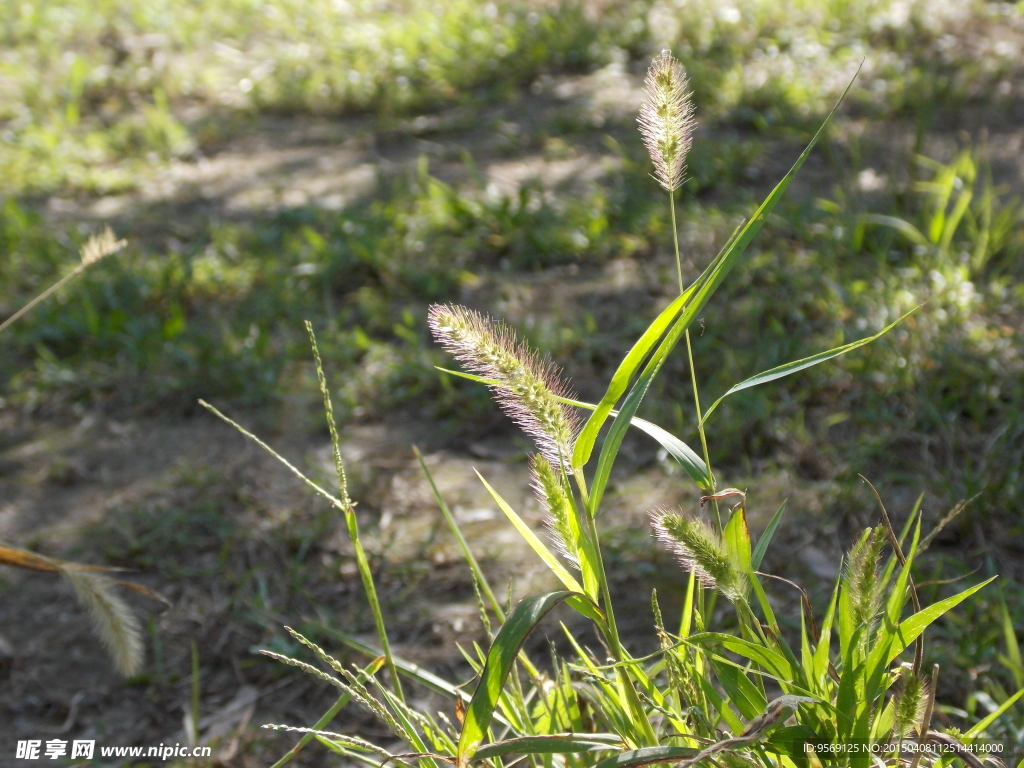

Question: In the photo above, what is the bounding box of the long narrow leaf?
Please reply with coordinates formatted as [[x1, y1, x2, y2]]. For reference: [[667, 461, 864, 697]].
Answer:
[[751, 501, 787, 570], [689, 633, 794, 680], [862, 214, 930, 246], [964, 685, 1024, 740], [457, 591, 579, 767], [702, 308, 918, 423], [437, 368, 708, 488], [572, 281, 699, 471], [475, 471, 584, 596], [883, 576, 997, 665], [474, 734, 624, 759], [586, 66, 862, 512]]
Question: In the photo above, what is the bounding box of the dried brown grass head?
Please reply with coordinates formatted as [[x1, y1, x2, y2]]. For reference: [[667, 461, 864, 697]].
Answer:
[[80, 226, 127, 267], [61, 565, 144, 676]]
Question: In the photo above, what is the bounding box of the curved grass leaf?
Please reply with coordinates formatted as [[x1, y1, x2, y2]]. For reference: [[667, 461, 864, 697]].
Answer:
[[473, 734, 624, 760], [626, 415, 709, 489], [572, 282, 699, 472], [689, 632, 795, 680], [751, 500, 786, 571], [862, 214, 930, 247], [457, 591, 579, 767], [963, 684, 1024, 740], [436, 368, 709, 489], [592, 746, 700, 768], [882, 576, 997, 665], [702, 307, 919, 424], [475, 471, 582, 595]]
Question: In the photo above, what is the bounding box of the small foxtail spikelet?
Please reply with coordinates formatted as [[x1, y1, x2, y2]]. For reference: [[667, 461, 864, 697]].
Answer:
[[638, 50, 696, 193], [428, 304, 579, 469], [651, 509, 746, 601], [531, 454, 580, 568], [891, 664, 928, 740], [845, 526, 887, 635], [80, 226, 127, 266], [61, 565, 143, 676]]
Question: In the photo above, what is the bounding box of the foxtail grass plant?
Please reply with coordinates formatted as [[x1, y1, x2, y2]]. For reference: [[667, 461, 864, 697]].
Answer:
[[0, 228, 163, 677], [200, 54, 1019, 768]]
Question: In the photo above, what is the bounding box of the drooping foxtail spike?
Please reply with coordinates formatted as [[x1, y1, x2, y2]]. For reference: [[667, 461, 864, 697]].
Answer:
[[531, 454, 580, 569], [650, 509, 746, 601], [61, 565, 143, 676], [428, 303, 579, 469], [638, 50, 696, 193]]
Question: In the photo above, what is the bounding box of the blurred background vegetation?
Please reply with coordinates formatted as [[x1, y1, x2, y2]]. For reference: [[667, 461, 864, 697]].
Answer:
[[0, 0, 1022, 762]]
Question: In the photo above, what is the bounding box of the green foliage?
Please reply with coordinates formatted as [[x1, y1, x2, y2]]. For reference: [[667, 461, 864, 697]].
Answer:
[[198, 54, 1023, 768]]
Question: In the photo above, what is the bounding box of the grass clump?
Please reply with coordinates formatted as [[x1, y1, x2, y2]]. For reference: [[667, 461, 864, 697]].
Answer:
[[198, 52, 1021, 768]]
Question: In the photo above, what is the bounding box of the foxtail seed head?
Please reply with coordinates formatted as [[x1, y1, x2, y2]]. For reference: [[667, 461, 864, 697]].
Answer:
[[651, 509, 746, 601], [892, 664, 928, 739], [638, 50, 696, 193], [428, 304, 579, 469], [80, 226, 127, 266], [845, 526, 886, 635], [531, 454, 580, 568], [61, 565, 143, 676]]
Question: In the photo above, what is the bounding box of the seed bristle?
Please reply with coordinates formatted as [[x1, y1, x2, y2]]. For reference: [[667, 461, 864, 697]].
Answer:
[[638, 50, 696, 193], [428, 303, 579, 469], [650, 509, 745, 601]]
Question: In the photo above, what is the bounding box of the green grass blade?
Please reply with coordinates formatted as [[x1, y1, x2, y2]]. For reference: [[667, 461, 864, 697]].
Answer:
[[477, 470, 604, 623], [591, 747, 699, 768], [1001, 597, 1024, 689], [588, 313, 691, 512], [457, 591, 578, 767], [751, 500, 787, 571], [475, 471, 584, 596], [416, 448, 504, 620], [813, 578, 840, 684], [269, 657, 385, 768], [473, 734, 624, 759], [436, 368, 708, 488], [689, 633, 794, 680], [711, 657, 767, 720], [626, 415, 709, 489], [572, 281, 699, 472], [723, 506, 752, 573], [585, 66, 862, 513], [677, 64, 863, 330], [702, 307, 920, 424], [963, 684, 1024, 740], [862, 214, 930, 247], [881, 576, 997, 665]]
